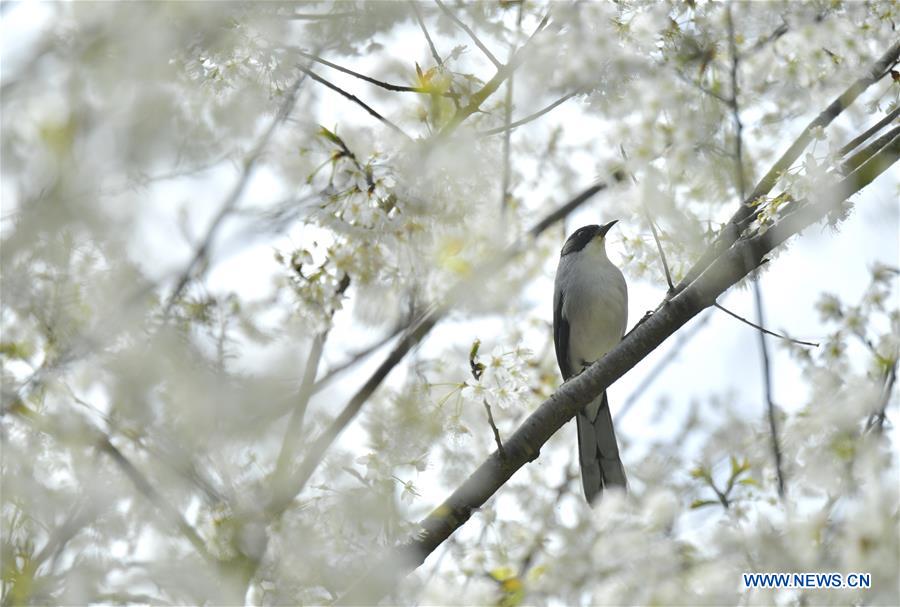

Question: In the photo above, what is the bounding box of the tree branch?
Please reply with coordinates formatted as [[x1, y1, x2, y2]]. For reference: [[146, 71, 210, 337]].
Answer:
[[434, 0, 502, 69], [410, 1, 444, 67], [163, 69, 308, 314], [837, 106, 900, 157], [669, 40, 900, 300], [614, 311, 712, 424], [483, 400, 506, 459], [727, 5, 786, 498], [272, 275, 351, 489], [620, 142, 676, 293], [291, 48, 453, 97], [337, 121, 900, 605], [841, 124, 900, 175], [97, 436, 214, 564], [478, 91, 578, 137], [713, 303, 818, 347], [298, 65, 412, 140], [867, 361, 898, 433], [439, 13, 549, 136], [311, 325, 405, 395]]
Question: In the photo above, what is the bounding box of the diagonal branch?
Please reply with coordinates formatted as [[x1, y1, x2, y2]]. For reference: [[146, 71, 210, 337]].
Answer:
[[338, 117, 900, 605], [841, 124, 900, 174], [434, 0, 502, 69], [311, 325, 405, 395], [713, 303, 818, 347], [439, 13, 549, 136], [478, 91, 578, 137], [290, 47, 456, 99], [97, 436, 214, 564], [838, 106, 900, 157], [669, 40, 900, 300], [271, 275, 351, 488], [298, 66, 412, 140], [410, 1, 444, 67], [163, 69, 309, 314], [614, 310, 712, 424]]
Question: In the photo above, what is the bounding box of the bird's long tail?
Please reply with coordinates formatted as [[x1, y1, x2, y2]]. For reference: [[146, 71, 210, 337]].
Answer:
[[576, 391, 626, 503]]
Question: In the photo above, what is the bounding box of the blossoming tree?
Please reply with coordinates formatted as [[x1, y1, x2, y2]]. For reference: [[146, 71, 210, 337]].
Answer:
[[2, 1, 898, 605]]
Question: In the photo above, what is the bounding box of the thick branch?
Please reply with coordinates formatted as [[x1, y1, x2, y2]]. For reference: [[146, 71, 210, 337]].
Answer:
[[338, 123, 900, 605]]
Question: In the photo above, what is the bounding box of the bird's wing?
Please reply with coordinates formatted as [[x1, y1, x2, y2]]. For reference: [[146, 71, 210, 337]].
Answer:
[[553, 291, 573, 380]]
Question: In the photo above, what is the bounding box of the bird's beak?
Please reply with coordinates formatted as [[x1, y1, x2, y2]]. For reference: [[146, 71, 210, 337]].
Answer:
[[597, 220, 619, 238]]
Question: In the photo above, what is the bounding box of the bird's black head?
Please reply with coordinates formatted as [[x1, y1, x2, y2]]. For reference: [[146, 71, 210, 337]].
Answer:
[[560, 221, 618, 257]]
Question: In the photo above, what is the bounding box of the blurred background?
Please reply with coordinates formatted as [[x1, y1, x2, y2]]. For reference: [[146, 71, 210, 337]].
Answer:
[[1, 2, 898, 605]]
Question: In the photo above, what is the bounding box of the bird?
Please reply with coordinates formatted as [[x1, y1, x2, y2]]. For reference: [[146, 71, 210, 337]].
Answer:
[[553, 221, 628, 503]]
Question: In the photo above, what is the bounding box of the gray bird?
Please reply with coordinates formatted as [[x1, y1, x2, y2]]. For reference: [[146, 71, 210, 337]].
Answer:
[[553, 221, 628, 503]]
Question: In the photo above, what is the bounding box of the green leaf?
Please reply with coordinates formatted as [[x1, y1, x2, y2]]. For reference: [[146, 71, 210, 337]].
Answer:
[[317, 125, 342, 145], [690, 499, 718, 509], [0, 342, 34, 360]]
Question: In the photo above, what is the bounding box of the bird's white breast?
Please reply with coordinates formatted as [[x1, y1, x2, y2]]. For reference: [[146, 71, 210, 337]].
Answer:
[[557, 243, 628, 372]]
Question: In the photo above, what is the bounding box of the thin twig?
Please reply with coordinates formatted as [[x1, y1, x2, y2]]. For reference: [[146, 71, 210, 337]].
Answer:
[[713, 303, 818, 347], [727, 5, 785, 499], [647, 217, 674, 292], [838, 106, 900, 157], [478, 91, 577, 136], [500, 67, 514, 212], [272, 276, 350, 487], [163, 70, 308, 314], [272, 335, 326, 481], [311, 325, 404, 395], [673, 69, 732, 105], [291, 48, 452, 96], [867, 361, 897, 433], [745, 20, 789, 55], [483, 400, 506, 459], [499, 4, 523, 212], [96, 436, 215, 564], [286, 11, 357, 20], [434, 0, 502, 69], [298, 66, 411, 140], [410, 1, 444, 67], [841, 125, 900, 174], [614, 311, 712, 423], [619, 144, 674, 291], [751, 287, 786, 498], [65, 384, 226, 505], [439, 12, 549, 136]]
